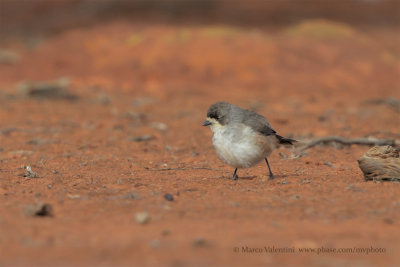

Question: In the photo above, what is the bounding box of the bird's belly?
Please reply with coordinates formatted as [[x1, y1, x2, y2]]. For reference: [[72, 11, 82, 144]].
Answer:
[[212, 127, 275, 168]]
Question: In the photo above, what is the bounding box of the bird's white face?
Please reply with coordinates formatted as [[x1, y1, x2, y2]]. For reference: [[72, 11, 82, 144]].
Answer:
[[203, 117, 223, 133]]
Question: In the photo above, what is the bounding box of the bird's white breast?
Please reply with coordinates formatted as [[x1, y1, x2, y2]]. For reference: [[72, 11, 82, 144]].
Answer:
[[210, 123, 276, 168]]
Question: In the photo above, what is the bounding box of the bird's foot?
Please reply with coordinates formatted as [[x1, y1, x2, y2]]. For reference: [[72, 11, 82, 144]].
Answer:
[[232, 173, 238, 180]]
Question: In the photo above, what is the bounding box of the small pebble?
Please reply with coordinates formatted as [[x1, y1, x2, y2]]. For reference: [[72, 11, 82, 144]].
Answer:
[[161, 229, 170, 236], [229, 201, 240, 207], [27, 139, 39, 145], [305, 207, 314, 215], [67, 194, 81, 199], [129, 135, 153, 142], [135, 212, 151, 224], [132, 97, 154, 107], [23, 166, 38, 178], [97, 93, 110, 105], [124, 192, 141, 200], [383, 218, 394, 224], [345, 185, 365, 192], [279, 179, 289, 184], [17, 77, 75, 100], [150, 190, 161, 196], [185, 188, 199, 192], [324, 161, 334, 167], [150, 239, 160, 248], [164, 193, 174, 201], [193, 238, 208, 247], [149, 122, 168, 131], [25, 203, 53, 217], [278, 152, 288, 159], [270, 221, 280, 228], [0, 50, 20, 64]]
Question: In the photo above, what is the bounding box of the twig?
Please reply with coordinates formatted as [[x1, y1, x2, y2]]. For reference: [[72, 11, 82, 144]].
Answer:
[[192, 167, 220, 170], [300, 136, 400, 151], [146, 167, 187, 171], [364, 131, 400, 139], [364, 97, 400, 113]]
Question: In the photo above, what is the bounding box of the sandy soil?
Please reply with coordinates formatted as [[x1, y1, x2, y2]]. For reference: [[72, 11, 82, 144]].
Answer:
[[0, 20, 400, 266]]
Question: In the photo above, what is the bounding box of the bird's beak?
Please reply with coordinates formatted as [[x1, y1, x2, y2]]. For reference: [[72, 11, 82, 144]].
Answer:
[[202, 120, 211, 126]]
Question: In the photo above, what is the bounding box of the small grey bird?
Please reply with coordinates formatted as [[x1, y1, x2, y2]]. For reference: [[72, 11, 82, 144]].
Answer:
[[202, 102, 295, 180]]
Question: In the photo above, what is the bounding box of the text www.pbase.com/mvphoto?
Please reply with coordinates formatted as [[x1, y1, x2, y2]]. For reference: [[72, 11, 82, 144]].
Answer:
[[234, 246, 386, 255]]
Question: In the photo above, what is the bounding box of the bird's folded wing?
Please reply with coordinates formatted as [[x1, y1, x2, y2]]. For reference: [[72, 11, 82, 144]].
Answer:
[[242, 111, 276, 136]]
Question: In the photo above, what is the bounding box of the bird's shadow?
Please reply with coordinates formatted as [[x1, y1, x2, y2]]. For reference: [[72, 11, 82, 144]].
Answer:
[[236, 175, 257, 180], [220, 174, 289, 181], [220, 175, 256, 181]]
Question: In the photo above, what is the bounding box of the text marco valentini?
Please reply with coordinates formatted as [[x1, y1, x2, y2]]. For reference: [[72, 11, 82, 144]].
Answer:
[[242, 246, 295, 253]]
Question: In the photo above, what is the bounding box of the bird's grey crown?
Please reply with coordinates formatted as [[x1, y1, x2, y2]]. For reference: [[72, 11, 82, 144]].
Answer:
[[207, 102, 276, 136]]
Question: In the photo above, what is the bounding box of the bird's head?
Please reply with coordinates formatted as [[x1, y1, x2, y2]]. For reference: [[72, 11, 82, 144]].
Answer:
[[202, 102, 232, 129]]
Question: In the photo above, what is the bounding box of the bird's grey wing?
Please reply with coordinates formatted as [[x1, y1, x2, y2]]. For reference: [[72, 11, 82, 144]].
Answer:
[[241, 110, 276, 136]]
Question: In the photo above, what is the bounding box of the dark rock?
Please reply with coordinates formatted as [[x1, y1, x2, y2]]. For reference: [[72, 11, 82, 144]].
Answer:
[[164, 193, 174, 201], [25, 203, 53, 217]]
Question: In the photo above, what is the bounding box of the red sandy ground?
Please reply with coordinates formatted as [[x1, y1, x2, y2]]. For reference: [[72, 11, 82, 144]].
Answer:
[[0, 20, 400, 266]]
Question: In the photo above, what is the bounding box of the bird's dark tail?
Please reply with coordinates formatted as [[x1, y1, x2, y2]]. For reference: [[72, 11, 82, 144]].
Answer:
[[276, 135, 296, 145]]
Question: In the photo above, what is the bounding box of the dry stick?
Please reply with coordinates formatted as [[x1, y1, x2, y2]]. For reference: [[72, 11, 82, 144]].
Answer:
[[146, 167, 186, 171], [146, 137, 400, 169], [364, 131, 400, 139], [300, 136, 400, 151]]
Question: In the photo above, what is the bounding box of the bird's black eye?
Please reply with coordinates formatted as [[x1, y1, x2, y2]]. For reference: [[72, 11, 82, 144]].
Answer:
[[208, 112, 219, 120], [217, 115, 226, 122]]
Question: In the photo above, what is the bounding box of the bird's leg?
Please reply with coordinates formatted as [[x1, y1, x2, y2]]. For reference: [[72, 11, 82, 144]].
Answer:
[[232, 168, 238, 180], [265, 158, 274, 180]]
